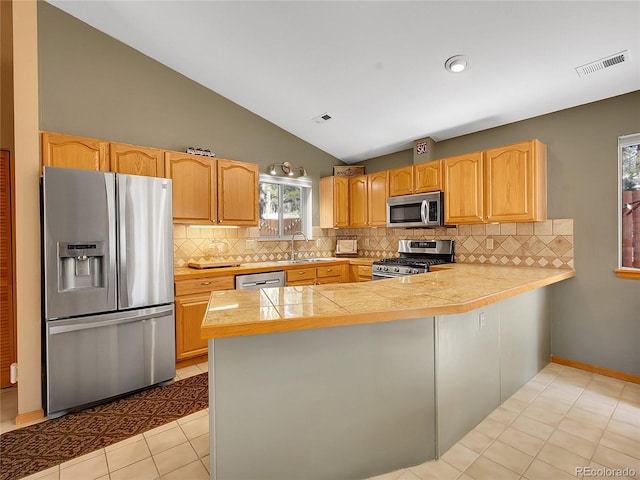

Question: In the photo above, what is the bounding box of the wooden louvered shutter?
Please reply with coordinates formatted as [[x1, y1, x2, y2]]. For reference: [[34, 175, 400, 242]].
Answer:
[[0, 150, 15, 388]]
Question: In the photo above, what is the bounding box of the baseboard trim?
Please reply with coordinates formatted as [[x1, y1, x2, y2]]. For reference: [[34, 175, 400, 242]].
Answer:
[[15, 408, 45, 425], [176, 354, 207, 371], [551, 355, 640, 384]]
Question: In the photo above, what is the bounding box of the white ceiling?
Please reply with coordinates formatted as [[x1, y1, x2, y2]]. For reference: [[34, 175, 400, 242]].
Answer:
[[47, 1, 640, 164]]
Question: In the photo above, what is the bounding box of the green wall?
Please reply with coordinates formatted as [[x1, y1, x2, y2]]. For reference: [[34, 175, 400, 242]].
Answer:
[[37, 2, 342, 225], [364, 92, 640, 376], [38, 2, 639, 375]]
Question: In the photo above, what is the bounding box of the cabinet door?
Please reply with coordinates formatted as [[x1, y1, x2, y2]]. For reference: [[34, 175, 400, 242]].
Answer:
[[388, 165, 414, 196], [217, 159, 259, 226], [41, 132, 109, 171], [334, 176, 350, 227], [443, 152, 484, 224], [485, 140, 546, 222], [110, 142, 164, 177], [165, 151, 216, 224], [286, 267, 316, 285], [349, 175, 368, 227], [320, 176, 349, 228], [368, 171, 388, 226], [357, 264, 373, 282], [175, 293, 210, 361], [414, 160, 442, 193], [316, 264, 346, 284]]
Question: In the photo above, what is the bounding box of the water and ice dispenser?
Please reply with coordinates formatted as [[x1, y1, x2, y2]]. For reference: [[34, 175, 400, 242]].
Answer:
[[57, 242, 105, 291]]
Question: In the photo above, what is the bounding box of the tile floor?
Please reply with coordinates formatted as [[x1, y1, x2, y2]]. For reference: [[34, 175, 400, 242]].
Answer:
[[1, 362, 638, 480]]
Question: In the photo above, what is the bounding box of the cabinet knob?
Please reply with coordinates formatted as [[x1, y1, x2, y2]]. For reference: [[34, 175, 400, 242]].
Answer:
[[326, 268, 333, 272], [200, 281, 212, 285], [298, 271, 305, 275]]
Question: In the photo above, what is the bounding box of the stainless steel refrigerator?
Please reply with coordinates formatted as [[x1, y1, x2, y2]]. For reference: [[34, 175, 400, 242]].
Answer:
[[42, 166, 175, 418]]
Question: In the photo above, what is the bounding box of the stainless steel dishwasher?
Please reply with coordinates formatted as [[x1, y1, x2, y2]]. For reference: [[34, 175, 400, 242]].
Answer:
[[235, 271, 285, 290]]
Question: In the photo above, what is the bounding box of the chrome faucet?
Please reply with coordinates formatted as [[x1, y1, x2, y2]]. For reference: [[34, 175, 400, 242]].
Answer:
[[291, 230, 308, 261]]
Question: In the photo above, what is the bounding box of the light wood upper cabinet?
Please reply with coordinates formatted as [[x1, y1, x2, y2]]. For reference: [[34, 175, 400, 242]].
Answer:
[[484, 140, 547, 222], [414, 160, 442, 193], [217, 159, 259, 226], [320, 176, 349, 228], [349, 175, 368, 228], [443, 151, 485, 224], [368, 171, 388, 226], [388, 161, 441, 196], [110, 142, 165, 177], [388, 166, 414, 196], [165, 151, 217, 224], [41, 131, 109, 171]]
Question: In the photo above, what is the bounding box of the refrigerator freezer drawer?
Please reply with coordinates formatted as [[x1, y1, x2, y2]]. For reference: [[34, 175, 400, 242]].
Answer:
[[45, 305, 176, 417]]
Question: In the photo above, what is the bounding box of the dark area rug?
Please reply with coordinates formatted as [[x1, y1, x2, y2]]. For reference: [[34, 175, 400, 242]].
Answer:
[[0, 372, 208, 480]]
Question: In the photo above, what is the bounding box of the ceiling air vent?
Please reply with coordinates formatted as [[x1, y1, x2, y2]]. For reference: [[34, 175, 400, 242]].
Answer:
[[575, 50, 630, 77], [312, 113, 333, 124]]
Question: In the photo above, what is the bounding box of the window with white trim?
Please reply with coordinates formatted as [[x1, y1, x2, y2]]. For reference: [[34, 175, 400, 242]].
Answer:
[[619, 133, 640, 274], [258, 174, 312, 240]]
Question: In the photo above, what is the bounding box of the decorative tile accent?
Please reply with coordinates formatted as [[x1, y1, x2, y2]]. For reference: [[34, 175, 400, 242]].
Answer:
[[173, 220, 574, 269]]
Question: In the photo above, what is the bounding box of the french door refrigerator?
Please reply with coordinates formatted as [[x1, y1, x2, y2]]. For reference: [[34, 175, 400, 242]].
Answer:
[[42, 166, 175, 418]]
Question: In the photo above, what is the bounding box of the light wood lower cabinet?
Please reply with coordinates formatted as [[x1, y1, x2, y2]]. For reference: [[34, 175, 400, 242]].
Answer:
[[286, 267, 316, 286], [350, 264, 373, 282], [316, 265, 347, 284], [286, 264, 347, 286], [174, 275, 234, 361]]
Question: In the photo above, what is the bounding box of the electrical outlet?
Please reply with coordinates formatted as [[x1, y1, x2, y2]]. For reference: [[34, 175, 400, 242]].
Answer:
[[246, 239, 256, 250], [486, 238, 494, 250]]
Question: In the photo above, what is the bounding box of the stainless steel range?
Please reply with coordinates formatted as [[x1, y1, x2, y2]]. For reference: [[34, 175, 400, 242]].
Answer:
[[372, 240, 454, 280]]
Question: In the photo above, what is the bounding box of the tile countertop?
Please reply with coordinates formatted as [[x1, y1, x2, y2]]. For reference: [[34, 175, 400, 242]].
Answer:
[[201, 264, 575, 339], [174, 258, 377, 281]]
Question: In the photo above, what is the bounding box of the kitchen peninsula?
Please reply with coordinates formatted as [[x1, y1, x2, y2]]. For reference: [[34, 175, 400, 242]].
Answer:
[[202, 264, 574, 480]]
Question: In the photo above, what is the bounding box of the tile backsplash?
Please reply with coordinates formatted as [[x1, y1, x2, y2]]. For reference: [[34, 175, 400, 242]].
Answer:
[[174, 219, 574, 269]]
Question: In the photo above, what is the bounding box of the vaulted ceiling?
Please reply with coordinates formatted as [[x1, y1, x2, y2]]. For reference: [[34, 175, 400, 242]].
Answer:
[[47, 1, 640, 163]]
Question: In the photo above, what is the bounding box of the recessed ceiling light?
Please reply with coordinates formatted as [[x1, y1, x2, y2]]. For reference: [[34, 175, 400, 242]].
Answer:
[[445, 55, 468, 73]]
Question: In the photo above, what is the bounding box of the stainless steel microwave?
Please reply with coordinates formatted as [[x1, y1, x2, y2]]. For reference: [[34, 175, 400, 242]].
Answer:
[[386, 191, 443, 228]]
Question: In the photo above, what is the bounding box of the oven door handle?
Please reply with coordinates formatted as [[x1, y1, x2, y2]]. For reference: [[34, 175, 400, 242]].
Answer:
[[372, 272, 401, 279]]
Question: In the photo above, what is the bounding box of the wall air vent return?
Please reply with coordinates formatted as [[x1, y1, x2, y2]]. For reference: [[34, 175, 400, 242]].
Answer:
[[312, 113, 333, 124], [575, 50, 630, 77]]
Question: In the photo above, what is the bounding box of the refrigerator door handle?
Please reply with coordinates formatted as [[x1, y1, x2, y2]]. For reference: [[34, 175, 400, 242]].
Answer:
[[106, 174, 117, 306], [49, 305, 174, 335], [117, 179, 129, 308]]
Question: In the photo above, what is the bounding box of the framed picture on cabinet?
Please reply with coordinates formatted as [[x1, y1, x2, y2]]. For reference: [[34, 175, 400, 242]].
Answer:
[[333, 165, 365, 177]]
